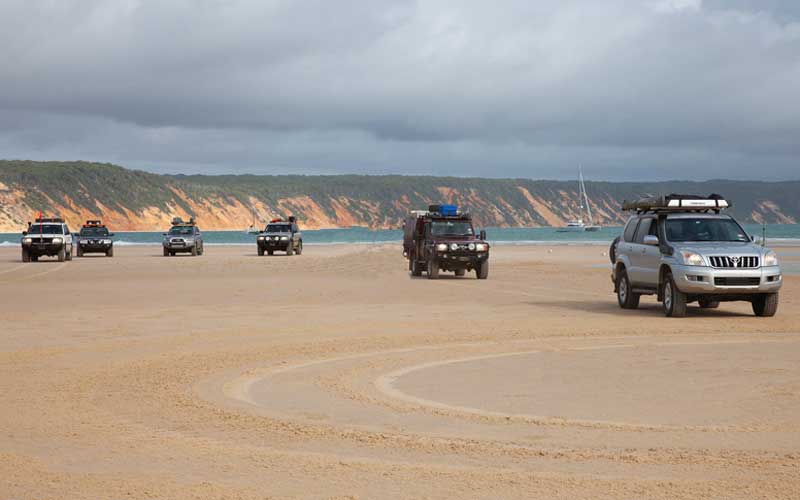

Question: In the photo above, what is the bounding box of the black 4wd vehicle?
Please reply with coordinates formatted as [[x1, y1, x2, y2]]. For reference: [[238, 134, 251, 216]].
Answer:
[[257, 216, 303, 256], [76, 220, 114, 257], [403, 205, 490, 279]]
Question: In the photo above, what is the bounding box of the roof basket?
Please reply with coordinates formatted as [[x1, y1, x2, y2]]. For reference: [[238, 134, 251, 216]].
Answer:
[[171, 216, 196, 226], [84, 220, 104, 227], [622, 194, 730, 213], [35, 216, 64, 223]]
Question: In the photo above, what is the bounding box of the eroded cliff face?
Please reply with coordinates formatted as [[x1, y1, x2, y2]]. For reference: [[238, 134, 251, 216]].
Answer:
[[0, 173, 796, 232]]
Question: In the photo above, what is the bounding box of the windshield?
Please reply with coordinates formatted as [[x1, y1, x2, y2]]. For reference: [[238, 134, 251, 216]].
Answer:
[[266, 224, 291, 233], [666, 218, 749, 243], [80, 227, 109, 237], [28, 224, 63, 234], [430, 221, 474, 237], [169, 226, 194, 236]]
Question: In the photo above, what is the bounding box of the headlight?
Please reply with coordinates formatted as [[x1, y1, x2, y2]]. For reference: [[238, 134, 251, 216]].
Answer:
[[23, 237, 32, 244], [680, 250, 705, 266], [468, 243, 476, 251], [280, 236, 289, 241], [435, 243, 447, 252], [52, 237, 63, 244], [103, 239, 112, 244], [450, 243, 458, 251], [475, 243, 488, 252], [763, 250, 779, 267], [258, 236, 265, 240]]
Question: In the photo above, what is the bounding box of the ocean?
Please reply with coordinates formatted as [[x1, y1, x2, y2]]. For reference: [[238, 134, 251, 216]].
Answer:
[[2, 224, 800, 247]]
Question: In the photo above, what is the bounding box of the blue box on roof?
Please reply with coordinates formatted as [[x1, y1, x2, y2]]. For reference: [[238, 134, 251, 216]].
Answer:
[[440, 204, 458, 216]]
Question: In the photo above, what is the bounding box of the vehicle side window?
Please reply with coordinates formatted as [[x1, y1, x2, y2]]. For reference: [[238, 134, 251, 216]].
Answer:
[[623, 218, 639, 242], [648, 220, 659, 237], [634, 218, 653, 244], [63, 224, 70, 235]]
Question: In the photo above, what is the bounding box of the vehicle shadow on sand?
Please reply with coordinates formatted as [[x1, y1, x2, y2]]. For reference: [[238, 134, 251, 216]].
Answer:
[[526, 298, 755, 318]]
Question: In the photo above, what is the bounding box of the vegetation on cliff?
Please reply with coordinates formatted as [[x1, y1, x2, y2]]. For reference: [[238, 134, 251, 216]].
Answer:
[[0, 160, 797, 231]]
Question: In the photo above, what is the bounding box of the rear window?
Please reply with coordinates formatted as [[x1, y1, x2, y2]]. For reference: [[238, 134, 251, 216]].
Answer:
[[622, 218, 639, 242]]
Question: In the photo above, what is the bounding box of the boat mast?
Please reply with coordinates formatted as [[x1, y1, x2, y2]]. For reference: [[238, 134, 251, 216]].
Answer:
[[580, 166, 593, 225]]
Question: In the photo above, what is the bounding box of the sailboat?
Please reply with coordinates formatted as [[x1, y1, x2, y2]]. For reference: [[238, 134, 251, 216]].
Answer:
[[246, 207, 260, 234], [558, 167, 602, 232]]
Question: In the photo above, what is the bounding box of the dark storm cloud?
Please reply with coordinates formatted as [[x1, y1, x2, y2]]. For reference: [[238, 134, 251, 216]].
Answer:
[[0, 0, 798, 180]]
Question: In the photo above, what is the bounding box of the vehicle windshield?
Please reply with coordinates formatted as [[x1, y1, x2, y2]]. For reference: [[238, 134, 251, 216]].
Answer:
[[430, 220, 474, 236], [80, 227, 109, 237], [666, 218, 749, 242], [28, 224, 62, 234], [266, 224, 291, 233], [169, 226, 194, 235]]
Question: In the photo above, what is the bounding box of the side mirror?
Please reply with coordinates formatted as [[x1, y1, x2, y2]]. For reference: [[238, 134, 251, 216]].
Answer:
[[108, 233, 115, 237], [22, 231, 27, 235], [162, 233, 168, 236], [479, 230, 487, 240], [643, 235, 659, 246]]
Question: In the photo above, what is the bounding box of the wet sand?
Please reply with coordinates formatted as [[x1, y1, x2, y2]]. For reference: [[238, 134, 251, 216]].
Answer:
[[1, 244, 798, 499]]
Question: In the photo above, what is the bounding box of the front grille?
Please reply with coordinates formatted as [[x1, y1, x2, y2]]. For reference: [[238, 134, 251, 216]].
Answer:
[[30, 237, 54, 244], [170, 238, 185, 244], [714, 277, 761, 286], [709, 256, 759, 268]]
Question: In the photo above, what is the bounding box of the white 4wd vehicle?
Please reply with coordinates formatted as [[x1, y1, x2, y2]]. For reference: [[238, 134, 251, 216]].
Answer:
[[21, 217, 74, 262], [611, 195, 782, 317]]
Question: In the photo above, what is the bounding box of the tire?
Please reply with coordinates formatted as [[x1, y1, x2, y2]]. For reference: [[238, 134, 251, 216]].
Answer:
[[77, 246, 83, 257], [609, 236, 619, 264], [198, 244, 203, 256], [410, 257, 422, 277], [22, 248, 30, 263], [191, 244, 198, 256], [616, 269, 640, 309], [662, 273, 687, 317], [427, 258, 439, 279], [258, 246, 264, 256], [267, 250, 274, 256], [57, 247, 66, 262], [163, 247, 169, 257], [476, 260, 488, 280], [296, 241, 303, 255], [65, 246, 72, 261], [286, 244, 294, 256], [698, 298, 719, 309], [454, 268, 466, 277], [752, 293, 779, 317], [31, 255, 38, 262], [170, 251, 175, 257], [106, 246, 114, 257]]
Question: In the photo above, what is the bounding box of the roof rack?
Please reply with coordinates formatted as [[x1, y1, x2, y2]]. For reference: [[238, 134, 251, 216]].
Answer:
[[83, 219, 105, 227], [269, 216, 296, 224], [34, 217, 64, 223], [622, 194, 730, 214], [411, 205, 471, 219], [171, 216, 196, 226]]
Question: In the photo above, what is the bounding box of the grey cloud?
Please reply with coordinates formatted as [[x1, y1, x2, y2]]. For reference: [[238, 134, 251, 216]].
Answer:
[[0, 0, 799, 180]]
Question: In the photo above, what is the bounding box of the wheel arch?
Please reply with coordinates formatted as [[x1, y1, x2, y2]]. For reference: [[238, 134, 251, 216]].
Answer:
[[658, 264, 673, 301]]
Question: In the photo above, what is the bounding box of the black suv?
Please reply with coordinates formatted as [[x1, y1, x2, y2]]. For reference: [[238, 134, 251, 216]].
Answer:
[[76, 220, 114, 257], [257, 217, 303, 256], [403, 205, 490, 279]]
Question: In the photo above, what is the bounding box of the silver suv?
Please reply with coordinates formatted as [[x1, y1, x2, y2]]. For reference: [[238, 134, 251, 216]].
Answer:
[[162, 217, 204, 256], [611, 195, 782, 317]]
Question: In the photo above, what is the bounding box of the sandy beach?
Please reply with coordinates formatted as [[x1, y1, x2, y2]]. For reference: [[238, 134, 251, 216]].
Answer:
[[1, 243, 798, 499]]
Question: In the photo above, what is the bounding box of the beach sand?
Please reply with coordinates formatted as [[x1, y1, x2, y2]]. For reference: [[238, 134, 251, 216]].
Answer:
[[1, 244, 798, 499]]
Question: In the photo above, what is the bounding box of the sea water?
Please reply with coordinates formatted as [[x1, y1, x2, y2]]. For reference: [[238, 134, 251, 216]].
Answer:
[[2, 224, 799, 247]]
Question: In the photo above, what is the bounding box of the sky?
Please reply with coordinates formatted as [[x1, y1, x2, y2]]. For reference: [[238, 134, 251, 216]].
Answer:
[[1, 0, 799, 181]]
